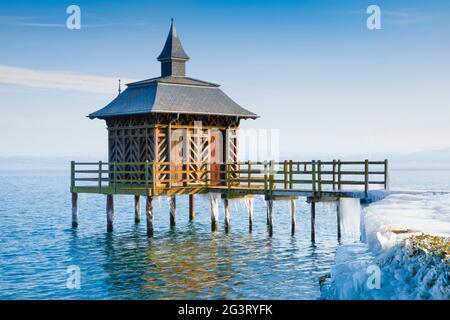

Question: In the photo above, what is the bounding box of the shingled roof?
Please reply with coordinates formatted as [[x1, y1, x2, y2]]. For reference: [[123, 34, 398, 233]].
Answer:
[[89, 21, 258, 120]]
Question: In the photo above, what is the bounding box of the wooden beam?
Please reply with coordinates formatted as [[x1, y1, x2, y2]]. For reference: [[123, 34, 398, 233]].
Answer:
[[71, 193, 78, 228], [134, 195, 141, 223], [189, 194, 195, 221], [106, 194, 114, 232], [146, 196, 154, 237]]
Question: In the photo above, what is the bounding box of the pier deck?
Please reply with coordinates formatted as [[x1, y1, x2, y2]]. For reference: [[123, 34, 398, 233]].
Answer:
[[70, 159, 388, 238], [71, 160, 388, 199]]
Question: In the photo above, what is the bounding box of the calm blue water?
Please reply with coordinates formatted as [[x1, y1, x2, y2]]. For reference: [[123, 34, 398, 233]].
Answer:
[[0, 168, 449, 299]]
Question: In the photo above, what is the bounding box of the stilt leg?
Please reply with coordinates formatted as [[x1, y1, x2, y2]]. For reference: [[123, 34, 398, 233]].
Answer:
[[224, 199, 230, 232], [267, 200, 273, 236], [106, 194, 114, 232], [71, 193, 78, 228], [311, 201, 316, 243], [134, 195, 141, 223], [169, 195, 176, 228], [248, 199, 254, 232], [146, 196, 154, 237], [189, 194, 195, 222], [290, 199, 296, 235], [210, 195, 219, 232], [336, 200, 341, 241]]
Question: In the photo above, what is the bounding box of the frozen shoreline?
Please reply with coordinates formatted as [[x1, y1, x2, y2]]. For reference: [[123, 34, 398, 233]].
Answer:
[[321, 192, 450, 300]]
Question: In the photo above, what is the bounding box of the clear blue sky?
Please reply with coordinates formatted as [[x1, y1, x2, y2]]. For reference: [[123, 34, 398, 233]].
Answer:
[[0, 0, 449, 158]]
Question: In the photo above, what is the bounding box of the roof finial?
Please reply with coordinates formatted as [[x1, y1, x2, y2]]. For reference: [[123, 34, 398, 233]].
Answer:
[[118, 79, 122, 95]]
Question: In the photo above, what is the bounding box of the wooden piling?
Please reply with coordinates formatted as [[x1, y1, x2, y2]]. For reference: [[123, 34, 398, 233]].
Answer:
[[210, 195, 219, 232], [267, 200, 273, 236], [290, 199, 296, 235], [336, 200, 341, 241], [224, 198, 230, 232], [146, 196, 154, 237], [311, 200, 316, 243], [134, 195, 141, 223], [248, 199, 254, 232], [71, 192, 78, 228], [169, 195, 176, 228], [106, 194, 114, 232], [189, 194, 195, 221]]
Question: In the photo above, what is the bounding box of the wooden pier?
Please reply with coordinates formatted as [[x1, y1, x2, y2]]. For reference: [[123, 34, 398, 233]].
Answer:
[[73, 22, 389, 240], [70, 159, 388, 239]]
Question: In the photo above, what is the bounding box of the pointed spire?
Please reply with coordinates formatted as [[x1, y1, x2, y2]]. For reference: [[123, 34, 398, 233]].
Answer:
[[157, 19, 189, 61], [157, 20, 189, 77]]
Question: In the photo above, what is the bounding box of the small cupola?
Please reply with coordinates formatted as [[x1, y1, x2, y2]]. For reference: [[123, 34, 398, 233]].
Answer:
[[157, 19, 190, 77]]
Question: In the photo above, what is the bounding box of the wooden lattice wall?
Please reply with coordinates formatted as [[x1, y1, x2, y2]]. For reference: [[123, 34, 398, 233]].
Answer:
[[106, 114, 240, 185]]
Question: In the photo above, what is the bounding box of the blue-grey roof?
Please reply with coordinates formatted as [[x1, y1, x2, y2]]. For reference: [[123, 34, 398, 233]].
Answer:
[[157, 20, 189, 61], [89, 81, 258, 119]]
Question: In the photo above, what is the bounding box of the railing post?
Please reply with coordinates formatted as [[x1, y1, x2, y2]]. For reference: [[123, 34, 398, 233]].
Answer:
[[98, 161, 102, 192], [70, 161, 75, 191], [247, 161, 251, 188], [283, 160, 288, 189], [264, 161, 268, 195], [144, 160, 149, 191], [152, 162, 157, 195], [332, 159, 336, 191], [289, 160, 293, 190], [384, 159, 389, 190], [270, 160, 275, 192], [317, 160, 322, 197], [364, 159, 369, 197], [113, 162, 117, 194], [312, 160, 317, 197], [337, 160, 342, 191]]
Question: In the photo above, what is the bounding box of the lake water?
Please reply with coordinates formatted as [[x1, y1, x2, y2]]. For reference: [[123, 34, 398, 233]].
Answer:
[[0, 168, 449, 299]]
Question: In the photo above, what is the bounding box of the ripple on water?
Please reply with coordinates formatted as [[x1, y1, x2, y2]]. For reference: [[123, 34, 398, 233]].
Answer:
[[0, 170, 348, 299]]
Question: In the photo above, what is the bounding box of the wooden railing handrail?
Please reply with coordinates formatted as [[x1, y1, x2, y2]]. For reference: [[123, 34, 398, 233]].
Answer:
[[70, 159, 389, 196]]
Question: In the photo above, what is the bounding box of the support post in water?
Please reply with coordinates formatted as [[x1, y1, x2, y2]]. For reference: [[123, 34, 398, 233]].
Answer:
[[169, 195, 176, 228], [106, 194, 114, 232], [290, 199, 296, 235], [267, 199, 274, 236], [210, 195, 219, 232], [189, 194, 195, 221], [71, 192, 78, 228], [134, 195, 141, 223], [310, 200, 316, 243], [146, 196, 154, 237], [336, 199, 341, 241], [247, 199, 254, 232], [224, 198, 231, 232]]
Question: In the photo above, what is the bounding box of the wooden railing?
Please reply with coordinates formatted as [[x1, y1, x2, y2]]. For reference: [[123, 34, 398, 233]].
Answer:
[[71, 159, 388, 196]]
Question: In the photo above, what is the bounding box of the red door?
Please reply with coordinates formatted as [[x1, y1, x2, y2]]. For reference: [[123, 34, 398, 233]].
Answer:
[[209, 131, 222, 186]]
